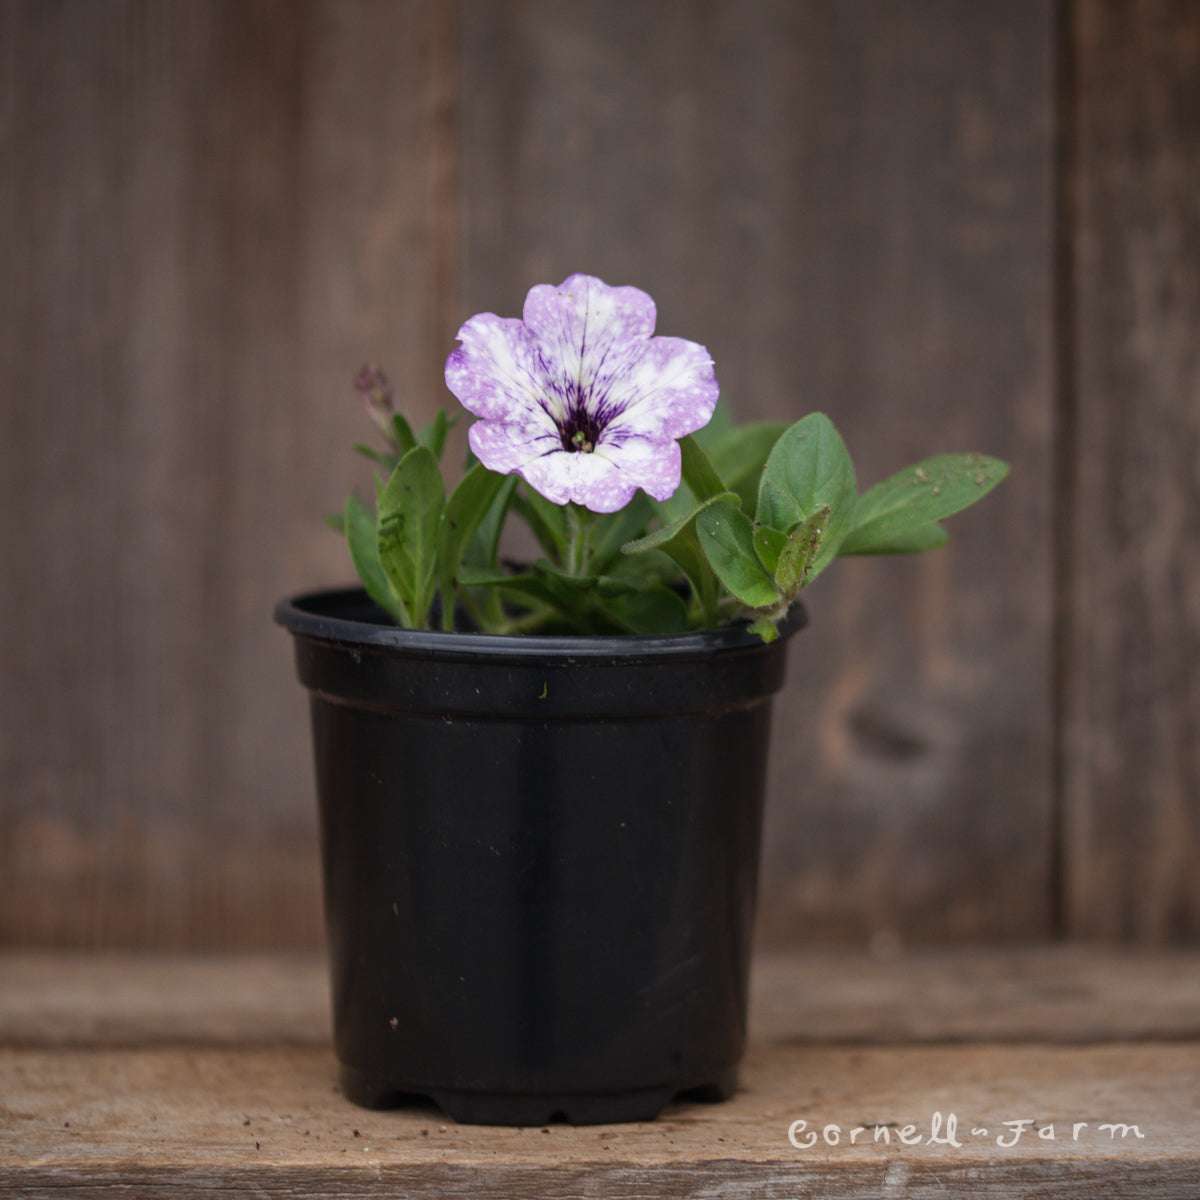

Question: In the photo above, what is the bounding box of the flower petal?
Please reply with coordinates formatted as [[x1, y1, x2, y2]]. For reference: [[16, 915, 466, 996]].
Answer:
[[595, 433, 683, 503], [518, 448, 639, 514], [445, 313, 546, 423], [522, 275, 659, 420], [467, 415, 559, 474], [524, 274, 656, 374], [600, 336, 719, 442]]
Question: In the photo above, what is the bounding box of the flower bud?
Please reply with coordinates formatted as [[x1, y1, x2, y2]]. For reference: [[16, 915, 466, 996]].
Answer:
[[354, 364, 395, 437]]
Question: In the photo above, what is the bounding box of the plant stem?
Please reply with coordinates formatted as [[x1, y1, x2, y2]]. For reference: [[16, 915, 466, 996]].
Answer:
[[565, 503, 594, 577]]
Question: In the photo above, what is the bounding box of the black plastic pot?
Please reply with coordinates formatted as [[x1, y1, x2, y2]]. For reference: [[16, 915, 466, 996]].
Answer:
[[276, 586, 803, 1126]]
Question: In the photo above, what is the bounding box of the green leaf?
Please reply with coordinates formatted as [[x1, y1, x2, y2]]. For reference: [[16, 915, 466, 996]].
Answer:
[[604, 543, 682, 588], [679, 434, 729, 502], [756, 412, 857, 580], [696, 501, 783, 610], [754, 511, 829, 596], [588, 492, 656, 575], [456, 565, 561, 610], [747, 615, 781, 643], [438, 463, 510, 630], [512, 485, 569, 561], [456, 563, 595, 633], [538, 565, 690, 635], [606, 586, 689, 635], [390, 413, 417, 456], [456, 564, 548, 597], [622, 491, 739, 556], [465, 473, 518, 569], [705, 421, 788, 513], [622, 491, 740, 624], [774, 506, 829, 596], [469, 560, 690, 636], [531, 558, 598, 593], [839, 453, 1008, 555], [841, 522, 948, 556], [377, 445, 445, 629], [752, 526, 788, 577], [418, 409, 457, 461], [458, 474, 519, 630], [344, 493, 408, 625]]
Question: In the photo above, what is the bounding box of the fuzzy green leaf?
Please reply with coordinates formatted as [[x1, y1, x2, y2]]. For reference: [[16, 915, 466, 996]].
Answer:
[[756, 413, 856, 580], [697, 501, 783, 610], [774, 506, 829, 596], [841, 522, 949, 556], [377, 445, 445, 629], [606, 586, 689, 635], [465, 474, 518, 569], [839, 454, 1008, 555], [456, 563, 596, 633], [622, 491, 739, 556], [752, 525, 788, 577], [705, 421, 788, 513], [418, 409, 457, 461], [438, 463, 510, 630], [390, 413, 417, 456], [512, 484, 569, 560], [622, 491, 739, 624], [747, 615, 781, 643], [679, 434, 729, 502], [344, 493, 408, 625], [588, 492, 656, 575]]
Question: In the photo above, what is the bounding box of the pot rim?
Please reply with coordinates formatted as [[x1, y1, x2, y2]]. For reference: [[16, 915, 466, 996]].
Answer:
[[275, 585, 806, 662]]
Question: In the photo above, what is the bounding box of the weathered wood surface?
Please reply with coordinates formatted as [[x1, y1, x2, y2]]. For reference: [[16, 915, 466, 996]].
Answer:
[[4, 1044, 1196, 1198], [1061, 0, 1200, 940], [0, 0, 455, 947], [1, 950, 1198, 1197], [1, 0, 1197, 950], [0, 953, 331, 1046], [5, 947, 1200, 1047]]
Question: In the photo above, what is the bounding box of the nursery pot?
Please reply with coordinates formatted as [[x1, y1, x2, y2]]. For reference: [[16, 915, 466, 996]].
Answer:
[[276, 586, 803, 1125]]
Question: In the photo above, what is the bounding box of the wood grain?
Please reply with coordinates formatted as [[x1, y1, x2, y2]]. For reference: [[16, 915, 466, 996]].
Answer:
[[2, 0, 1197, 950], [5, 947, 1200, 1046], [0, 0, 455, 947], [4, 1044, 1196, 1198], [6, 1036, 1200, 1188], [461, 0, 1057, 943], [1, 949, 1198, 1197], [1062, 0, 1200, 939]]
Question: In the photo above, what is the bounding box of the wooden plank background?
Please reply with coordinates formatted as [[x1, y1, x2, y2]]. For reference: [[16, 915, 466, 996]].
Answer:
[[1061, 0, 1200, 940], [0, 0, 1195, 948]]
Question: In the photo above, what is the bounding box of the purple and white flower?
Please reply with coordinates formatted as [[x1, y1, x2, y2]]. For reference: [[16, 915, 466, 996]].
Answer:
[[444, 274, 720, 513]]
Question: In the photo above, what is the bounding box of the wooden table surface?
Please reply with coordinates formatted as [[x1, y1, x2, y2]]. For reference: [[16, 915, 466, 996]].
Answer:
[[2, 946, 1199, 1198]]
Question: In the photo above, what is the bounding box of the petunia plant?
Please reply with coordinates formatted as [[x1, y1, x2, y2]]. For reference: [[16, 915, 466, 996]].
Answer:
[[333, 274, 1008, 641]]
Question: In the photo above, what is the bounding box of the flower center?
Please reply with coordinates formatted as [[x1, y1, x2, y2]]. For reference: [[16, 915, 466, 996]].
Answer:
[[558, 405, 602, 454]]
